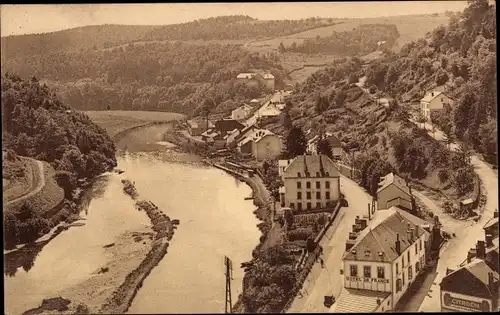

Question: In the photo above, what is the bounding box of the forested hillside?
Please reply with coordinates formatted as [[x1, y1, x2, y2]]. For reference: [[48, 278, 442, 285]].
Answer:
[[1, 16, 336, 60], [363, 0, 496, 161], [1, 42, 285, 116], [281, 24, 400, 55], [1, 73, 117, 183]]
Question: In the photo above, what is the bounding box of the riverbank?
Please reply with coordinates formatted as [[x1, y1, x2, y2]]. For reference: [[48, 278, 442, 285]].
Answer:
[[22, 179, 178, 315]]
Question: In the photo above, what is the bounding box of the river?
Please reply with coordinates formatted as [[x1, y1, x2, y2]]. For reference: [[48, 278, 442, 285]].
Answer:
[[4, 124, 260, 314]]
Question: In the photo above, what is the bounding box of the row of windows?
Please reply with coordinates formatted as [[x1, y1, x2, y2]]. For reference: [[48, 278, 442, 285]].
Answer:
[[297, 172, 331, 178], [396, 261, 421, 292], [297, 191, 331, 200], [297, 181, 331, 189], [350, 265, 385, 279], [395, 239, 424, 274]]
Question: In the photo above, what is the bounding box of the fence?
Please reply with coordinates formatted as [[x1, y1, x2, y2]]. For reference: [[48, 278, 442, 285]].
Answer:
[[282, 202, 342, 313]]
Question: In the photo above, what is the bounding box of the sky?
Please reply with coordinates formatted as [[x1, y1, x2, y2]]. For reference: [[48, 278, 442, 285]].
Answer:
[[1, 1, 469, 37]]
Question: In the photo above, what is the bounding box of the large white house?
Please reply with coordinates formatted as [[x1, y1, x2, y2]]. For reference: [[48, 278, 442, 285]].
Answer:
[[237, 129, 282, 161], [334, 207, 431, 313], [231, 104, 254, 121], [420, 90, 454, 120], [280, 154, 341, 211]]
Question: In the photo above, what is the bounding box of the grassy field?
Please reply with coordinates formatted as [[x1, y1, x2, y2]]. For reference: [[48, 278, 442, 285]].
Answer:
[[85, 110, 186, 139], [246, 14, 450, 54]]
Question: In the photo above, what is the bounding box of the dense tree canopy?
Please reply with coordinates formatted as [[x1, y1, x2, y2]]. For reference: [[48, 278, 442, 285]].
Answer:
[[1, 73, 117, 181], [283, 24, 400, 56], [2, 42, 285, 116]]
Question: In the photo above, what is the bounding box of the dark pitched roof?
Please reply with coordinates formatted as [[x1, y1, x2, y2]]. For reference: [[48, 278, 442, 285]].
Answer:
[[215, 119, 245, 134], [343, 207, 430, 262], [283, 154, 340, 178], [377, 172, 411, 196], [441, 259, 499, 299], [484, 217, 499, 231]]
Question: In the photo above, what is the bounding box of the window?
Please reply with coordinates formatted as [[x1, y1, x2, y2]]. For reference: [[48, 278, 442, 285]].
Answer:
[[377, 266, 385, 279], [297, 192, 302, 200], [416, 262, 420, 273], [316, 172, 320, 177], [290, 203, 295, 209], [396, 279, 402, 292], [316, 181, 321, 189], [316, 202, 321, 208], [297, 172, 301, 177], [402, 271, 405, 285], [420, 239, 422, 251], [364, 266, 371, 278], [316, 192, 321, 199], [402, 255, 405, 268], [415, 243, 418, 255], [306, 192, 311, 199], [307, 202, 312, 209], [396, 262, 399, 274], [326, 181, 330, 189], [326, 192, 331, 200], [408, 251, 411, 263], [408, 266, 413, 281], [306, 181, 311, 189], [297, 182, 301, 189], [297, 203, 302, 211], [350, 265, 358, 277]]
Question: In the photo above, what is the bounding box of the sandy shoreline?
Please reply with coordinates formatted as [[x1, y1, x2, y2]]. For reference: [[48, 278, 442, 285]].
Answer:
[[22, 178, 178, 315]]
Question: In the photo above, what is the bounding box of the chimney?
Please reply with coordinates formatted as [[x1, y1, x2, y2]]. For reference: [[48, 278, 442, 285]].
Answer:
[[352, 224, 359, 233], [431, 92, 434, 97], [395, 234, 401, 255], [494, 210, 498, 218], [346, 239, 356, 251], [410, 228, 415, 243], [467, 248, 476, 263], [486, 234, 493, 247], [360, 219, 368, 230], [476, 240, 486, 259], [415, 225, 419, 240]]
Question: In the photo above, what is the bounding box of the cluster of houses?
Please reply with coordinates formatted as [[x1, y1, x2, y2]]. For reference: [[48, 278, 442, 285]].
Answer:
[[329, 171, 439, 313], [440, 211, 499, 312], [236, 72, 275, 91], [305, 129, 343, 160]]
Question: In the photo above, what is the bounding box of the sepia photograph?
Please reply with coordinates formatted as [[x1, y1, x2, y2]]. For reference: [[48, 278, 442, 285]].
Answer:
[[1, 1, 498, 314]]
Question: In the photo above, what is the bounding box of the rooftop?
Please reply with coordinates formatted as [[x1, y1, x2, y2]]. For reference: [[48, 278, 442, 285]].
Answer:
[[377, 172, 411, 196], [421, 90, 450, 103], [283, 154, 340, 178], [343, 207, 430, 262], [332, 288, 391, 313], [484, 216, 499, 230]]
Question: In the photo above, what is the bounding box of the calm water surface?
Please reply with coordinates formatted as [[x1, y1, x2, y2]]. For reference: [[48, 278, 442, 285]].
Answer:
[[4, 124, 260, 315]]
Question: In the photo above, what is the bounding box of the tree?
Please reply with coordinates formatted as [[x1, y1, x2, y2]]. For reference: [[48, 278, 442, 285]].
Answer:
[[278, 42, 286, 53], [4, 212, 19, 249], [316, 135, 332, 158], [285, 126, 307, 158], [438, 169, 450, 184]]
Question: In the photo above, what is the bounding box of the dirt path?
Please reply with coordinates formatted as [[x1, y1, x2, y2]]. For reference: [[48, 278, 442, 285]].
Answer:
[[6, 159, 45, 206]]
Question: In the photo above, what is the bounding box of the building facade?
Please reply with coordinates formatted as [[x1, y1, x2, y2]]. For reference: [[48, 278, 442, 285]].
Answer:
[[377, 172, 414, 212], [231, 104, 253, 121], [187, 119, 214, 136], [420, 90, 454, 120], [306, 132, 343, 159], [237, 129, 282, 160], [280, 154, 341, 211], [341, 207, 431, 312]]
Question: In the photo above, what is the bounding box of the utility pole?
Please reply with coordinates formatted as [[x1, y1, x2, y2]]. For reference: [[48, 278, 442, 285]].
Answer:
[[224, 256, 233, 314]]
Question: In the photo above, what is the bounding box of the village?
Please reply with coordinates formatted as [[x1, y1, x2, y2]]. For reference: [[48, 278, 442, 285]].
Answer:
[[176, 70, 499, 313]]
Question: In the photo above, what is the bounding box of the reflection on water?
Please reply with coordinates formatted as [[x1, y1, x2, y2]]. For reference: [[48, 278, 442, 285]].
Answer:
[[4, 124, 260, 315], [4, 174, 150, 315]]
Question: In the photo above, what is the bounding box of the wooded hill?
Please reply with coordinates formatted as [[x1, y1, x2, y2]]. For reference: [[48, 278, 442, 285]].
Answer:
[[1, 42, 286, 116], [281, 24, 400, 55], [363, 0, 496, 162], [1, 15, 337, 60]]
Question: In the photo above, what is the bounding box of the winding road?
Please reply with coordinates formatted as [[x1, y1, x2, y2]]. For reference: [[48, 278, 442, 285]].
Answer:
[[5, 158, 46, 206], [287, 174, 372, 313]]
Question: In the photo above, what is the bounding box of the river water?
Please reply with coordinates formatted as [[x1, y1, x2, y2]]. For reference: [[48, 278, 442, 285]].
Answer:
[[4, 124, 260, 314]]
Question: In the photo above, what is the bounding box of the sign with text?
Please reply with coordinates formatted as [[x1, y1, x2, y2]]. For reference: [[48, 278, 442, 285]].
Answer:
[[441, 292, 491, 312], [346, 276, 390, 284]]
